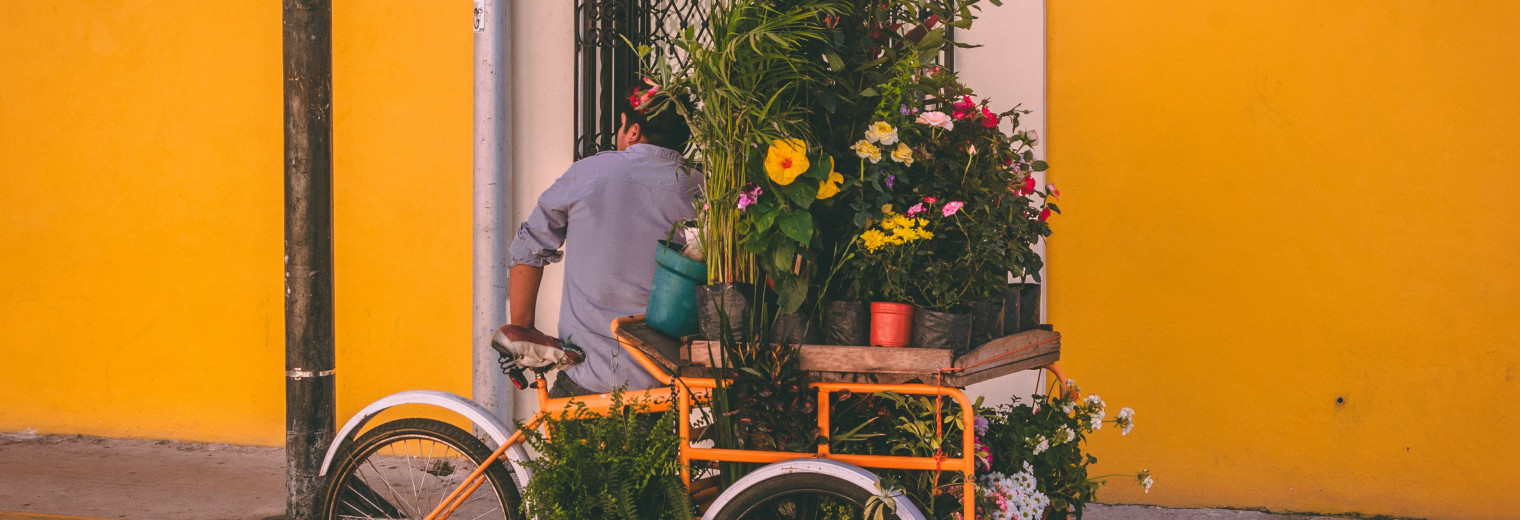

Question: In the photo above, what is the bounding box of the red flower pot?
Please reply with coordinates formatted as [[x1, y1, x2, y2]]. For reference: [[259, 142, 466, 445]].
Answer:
[[870, 302, 915, 347]]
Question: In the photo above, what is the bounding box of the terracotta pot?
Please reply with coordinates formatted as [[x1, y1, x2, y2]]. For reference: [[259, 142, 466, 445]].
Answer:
[[869, 302, 915, 347]]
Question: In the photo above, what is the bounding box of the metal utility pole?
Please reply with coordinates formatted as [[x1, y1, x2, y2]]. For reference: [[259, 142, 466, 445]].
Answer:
[[283, 1, 335, 518], [473, 0, 514, 426]]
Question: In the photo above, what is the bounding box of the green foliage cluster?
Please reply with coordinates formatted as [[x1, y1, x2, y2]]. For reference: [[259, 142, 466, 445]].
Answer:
[[520, 389, 693, 520], [828, 391, 972, 519]]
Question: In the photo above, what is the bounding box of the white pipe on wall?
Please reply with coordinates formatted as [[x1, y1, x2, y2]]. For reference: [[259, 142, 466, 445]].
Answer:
[[472, 0, 513, 425]]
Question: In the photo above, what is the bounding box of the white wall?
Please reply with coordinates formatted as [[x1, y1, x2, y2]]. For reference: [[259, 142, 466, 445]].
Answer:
[[954, 0, 1050, 408], [509, 0, 576, 420]]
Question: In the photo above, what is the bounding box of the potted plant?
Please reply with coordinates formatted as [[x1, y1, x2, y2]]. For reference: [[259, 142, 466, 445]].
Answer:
[[853, 210, 933, 347]]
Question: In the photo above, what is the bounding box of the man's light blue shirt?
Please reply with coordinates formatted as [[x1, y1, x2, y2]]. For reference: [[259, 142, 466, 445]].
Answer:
[[508, 143, 698, 393]]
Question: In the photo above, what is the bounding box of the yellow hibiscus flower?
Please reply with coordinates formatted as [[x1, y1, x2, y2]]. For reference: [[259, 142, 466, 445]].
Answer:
[[764, 138, 810, 186], [815, 163, 844, 200]]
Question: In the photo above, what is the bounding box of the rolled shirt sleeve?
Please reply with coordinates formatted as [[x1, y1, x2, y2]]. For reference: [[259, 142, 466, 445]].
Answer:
[[508, 175, 579, 267]]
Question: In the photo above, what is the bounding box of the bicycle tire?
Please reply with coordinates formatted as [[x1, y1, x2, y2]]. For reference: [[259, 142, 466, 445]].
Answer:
[[710, 471, 909, 520], [322, 418, 522, 520]]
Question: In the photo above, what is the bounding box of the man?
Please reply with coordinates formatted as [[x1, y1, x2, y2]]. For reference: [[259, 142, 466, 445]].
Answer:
[[507, 90, 696, 398]]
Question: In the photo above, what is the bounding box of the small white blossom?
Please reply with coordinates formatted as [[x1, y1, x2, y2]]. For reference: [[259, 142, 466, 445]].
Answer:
[[1116, 407, 1136, 436], [1057, 425, 1076, 443], [1138, 469, 1154, 493], [1030, 435, 1050, 455]]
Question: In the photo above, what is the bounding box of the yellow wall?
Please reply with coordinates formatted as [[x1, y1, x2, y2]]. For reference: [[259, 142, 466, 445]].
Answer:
[[0, 1, 474, 445], [1047, 1, 1520, 518]]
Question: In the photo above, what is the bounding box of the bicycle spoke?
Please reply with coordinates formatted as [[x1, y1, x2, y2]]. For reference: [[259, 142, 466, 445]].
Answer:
[[404, 439, 421, 515], [364, 457, 419, 517]]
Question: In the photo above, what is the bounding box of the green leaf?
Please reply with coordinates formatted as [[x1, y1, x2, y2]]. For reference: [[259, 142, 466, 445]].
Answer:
[[804, 153, 833, 182], [1032, 160, 1049, 172], [778, 211, 814, 244], [859, 87, 879, 97], [774, 275, 807, 314], [780, 180, 815, 208], [752, 207, 778, 233], [824, 52, 844, 71], [772, 240, 796, 273], [742, 231, 770, 254]]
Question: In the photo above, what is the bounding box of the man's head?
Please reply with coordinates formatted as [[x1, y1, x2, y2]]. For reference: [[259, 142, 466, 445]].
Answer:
[[616, 91, 692, 152]]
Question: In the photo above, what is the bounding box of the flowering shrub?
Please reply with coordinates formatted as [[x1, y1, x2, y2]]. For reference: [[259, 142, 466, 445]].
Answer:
[[978, 381, 1151, 519], [831, 56, 1057, 311]]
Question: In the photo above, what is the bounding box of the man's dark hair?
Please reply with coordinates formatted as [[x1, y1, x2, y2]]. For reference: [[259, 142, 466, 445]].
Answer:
[[619, 90, 692, 152]]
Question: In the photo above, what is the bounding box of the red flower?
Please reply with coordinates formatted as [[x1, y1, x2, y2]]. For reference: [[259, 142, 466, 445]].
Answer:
[[980, 106, 999, 128], [1039, 207, 1052, 221], [924, 196, 938, 204], [1024, 175, 1037, 194], [952, 95, 976, 120]]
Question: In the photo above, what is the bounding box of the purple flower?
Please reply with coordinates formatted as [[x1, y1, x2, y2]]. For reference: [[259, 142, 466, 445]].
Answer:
[[974, 415, 989, 436], [737, 183, 762, 210], [886, 174, 896, 188], [899, 104, 910, 115]]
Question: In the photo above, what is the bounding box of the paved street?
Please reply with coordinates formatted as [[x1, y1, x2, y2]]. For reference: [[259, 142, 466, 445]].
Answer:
[[0, 432, 1369, 520]]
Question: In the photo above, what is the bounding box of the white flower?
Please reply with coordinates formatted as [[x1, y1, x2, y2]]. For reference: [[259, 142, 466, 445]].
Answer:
[[1030, 435, 1050, 455], [1057, 425, 1075, 443], [915, 110, 954, 131], [1138, 469, 1154, 493], [1061, 400, 1076, 415], [1083, 394, 1107, 431], [864, 121, 899, 145], [1117, 407, 1136, 436]]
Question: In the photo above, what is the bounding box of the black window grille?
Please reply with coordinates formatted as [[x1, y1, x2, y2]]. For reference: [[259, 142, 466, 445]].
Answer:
[[574, 0, 713, 159], [573, 1, 954, 159]]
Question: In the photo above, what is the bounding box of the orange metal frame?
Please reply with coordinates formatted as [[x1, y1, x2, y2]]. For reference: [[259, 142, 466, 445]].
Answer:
[[421, 317, 1069, 520]]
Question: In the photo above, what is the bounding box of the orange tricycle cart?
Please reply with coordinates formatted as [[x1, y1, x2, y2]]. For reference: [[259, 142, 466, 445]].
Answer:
[[318, 315, 1066, 520]]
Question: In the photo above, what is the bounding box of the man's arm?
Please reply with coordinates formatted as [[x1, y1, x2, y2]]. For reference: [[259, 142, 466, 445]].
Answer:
[[509, 263, 545, 330]]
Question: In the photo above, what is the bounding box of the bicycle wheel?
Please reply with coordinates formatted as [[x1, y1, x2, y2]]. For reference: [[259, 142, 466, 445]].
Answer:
[[322, 418, 521, 520], [710, 471, 910, 520]]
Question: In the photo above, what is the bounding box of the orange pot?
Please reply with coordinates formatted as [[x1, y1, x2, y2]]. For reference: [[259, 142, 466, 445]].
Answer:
[[870, 302, 915, 347]]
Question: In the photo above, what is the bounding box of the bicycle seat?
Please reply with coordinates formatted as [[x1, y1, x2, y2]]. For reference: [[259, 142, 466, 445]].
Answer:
[[491, 325, 585, 371]]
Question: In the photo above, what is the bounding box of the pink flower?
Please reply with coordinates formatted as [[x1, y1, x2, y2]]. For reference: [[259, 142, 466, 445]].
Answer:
[[923, 196, 938, 204], [737, 183, 762, 210], [942, 201, 964, 217], [1048, 183, 1060, 200], [1039, 206, 1052, 221], [906, 203, 926, 217], [981, 106, 999, 128], [915, 111, 954, 131]]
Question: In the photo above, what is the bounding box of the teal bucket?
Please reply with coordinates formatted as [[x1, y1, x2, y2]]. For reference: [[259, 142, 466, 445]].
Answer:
[[646, 240, 706, 338]]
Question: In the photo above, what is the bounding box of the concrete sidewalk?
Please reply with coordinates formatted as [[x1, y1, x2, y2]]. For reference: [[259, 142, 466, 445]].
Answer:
[[0, 432, 1360, 520]]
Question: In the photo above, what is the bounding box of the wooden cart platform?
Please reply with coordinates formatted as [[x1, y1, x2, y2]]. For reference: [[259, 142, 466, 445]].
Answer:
[[615, 316, 1060, 387]]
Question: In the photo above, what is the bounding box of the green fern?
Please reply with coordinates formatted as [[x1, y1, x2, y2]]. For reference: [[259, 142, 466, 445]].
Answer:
[[521, 388, 692, 520]]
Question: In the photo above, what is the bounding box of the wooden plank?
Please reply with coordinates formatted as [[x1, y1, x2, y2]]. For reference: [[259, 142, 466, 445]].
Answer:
[[687, 341, 954, 375], [947, 330, 1061, 387], [948, 351, 1060, 387], [614, 319, 686, 375]]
